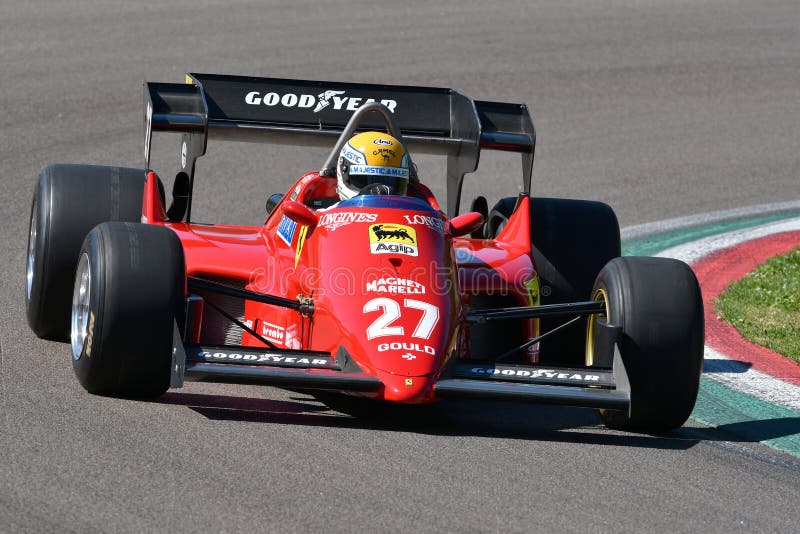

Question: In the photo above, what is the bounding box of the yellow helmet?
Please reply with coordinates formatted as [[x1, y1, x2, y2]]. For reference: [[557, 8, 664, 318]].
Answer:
[[336, 131, 410, 200]]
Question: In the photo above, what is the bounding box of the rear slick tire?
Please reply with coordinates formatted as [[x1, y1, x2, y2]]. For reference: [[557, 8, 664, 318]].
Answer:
[[71, 222, 185, 398], [593, 257, 704, 432], [26, 164, 148, 341], [487, 196, 620, 365]]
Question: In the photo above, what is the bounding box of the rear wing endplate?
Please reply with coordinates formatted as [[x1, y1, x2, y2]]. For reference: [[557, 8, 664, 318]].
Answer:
[[144, 73, 535, 217]]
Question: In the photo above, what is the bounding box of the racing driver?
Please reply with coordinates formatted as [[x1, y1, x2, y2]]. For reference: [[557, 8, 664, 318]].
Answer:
[[335, 131, 411, 201]]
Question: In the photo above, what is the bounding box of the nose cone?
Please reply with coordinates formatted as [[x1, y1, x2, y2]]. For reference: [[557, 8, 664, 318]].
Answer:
[[307, 203, 460, 403], [377, 371, 437, 404]]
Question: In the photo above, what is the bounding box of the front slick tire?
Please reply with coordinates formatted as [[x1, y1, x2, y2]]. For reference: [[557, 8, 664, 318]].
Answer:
[[595, 257, 704, 432], [71, 222, 185, 398]]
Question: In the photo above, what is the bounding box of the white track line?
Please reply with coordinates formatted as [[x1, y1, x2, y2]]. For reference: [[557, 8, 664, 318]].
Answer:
[[655, 218, 800, 265], [704, 347, 800, 411], [622, 200, 800, 241]]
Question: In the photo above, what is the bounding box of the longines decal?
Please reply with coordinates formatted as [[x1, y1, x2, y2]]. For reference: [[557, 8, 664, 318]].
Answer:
[[318, 211, 378, 231], [402, 214, 445, 233]]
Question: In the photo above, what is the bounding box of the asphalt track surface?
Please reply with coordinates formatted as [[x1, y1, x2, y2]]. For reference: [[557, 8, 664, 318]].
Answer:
[[2, 1, 799, 531]]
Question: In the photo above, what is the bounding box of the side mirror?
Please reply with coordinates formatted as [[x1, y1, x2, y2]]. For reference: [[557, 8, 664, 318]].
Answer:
[[282, 200, 318, 228], [469, 196, 488, 238], [265, 193, 283, 214], [447, 212, 484, 238]]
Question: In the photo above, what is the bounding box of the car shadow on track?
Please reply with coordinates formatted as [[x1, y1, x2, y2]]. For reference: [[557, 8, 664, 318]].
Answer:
[[158, 391, 701, 451], [713, 417, 800, 444], [703, 359, 752, 373]]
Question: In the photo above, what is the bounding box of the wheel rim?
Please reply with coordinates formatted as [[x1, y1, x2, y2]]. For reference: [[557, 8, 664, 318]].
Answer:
[[585, 288, 609, 366], [26, 206, 37, 301], [71, 253, 91, 360]]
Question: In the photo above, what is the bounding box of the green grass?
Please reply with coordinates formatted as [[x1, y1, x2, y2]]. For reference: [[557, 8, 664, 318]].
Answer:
[[715, 247, 800, 364]]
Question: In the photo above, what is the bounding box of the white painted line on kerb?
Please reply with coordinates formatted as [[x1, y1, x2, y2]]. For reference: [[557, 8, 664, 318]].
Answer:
[[655, 218, 800, 265], [703, 346, 800, 411], [622, 200, 800, 240]]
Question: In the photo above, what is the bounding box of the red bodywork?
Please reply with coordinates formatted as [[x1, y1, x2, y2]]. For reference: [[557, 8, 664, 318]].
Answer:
[[143, 170, 537, 404]]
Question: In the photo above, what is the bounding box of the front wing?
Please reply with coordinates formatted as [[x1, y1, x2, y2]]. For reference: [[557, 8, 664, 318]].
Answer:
[[169, 327, 632, 414]]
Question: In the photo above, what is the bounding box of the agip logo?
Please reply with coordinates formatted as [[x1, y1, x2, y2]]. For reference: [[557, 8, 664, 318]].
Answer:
[[369, 224, 418, 257]]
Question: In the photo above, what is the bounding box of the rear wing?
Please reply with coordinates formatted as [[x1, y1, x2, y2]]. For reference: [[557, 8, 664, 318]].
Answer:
[[144, 73, 535, 217]]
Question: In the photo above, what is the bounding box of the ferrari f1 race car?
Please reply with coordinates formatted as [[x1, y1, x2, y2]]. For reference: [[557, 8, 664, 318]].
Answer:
[[26, 73, 704, 432]]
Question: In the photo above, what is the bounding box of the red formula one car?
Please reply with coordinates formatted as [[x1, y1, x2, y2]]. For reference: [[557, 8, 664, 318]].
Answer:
[[26, 73, 704, 431]]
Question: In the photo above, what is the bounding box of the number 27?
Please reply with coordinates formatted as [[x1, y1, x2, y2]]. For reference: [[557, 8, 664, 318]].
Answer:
[[363, 298, 440, 340]]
